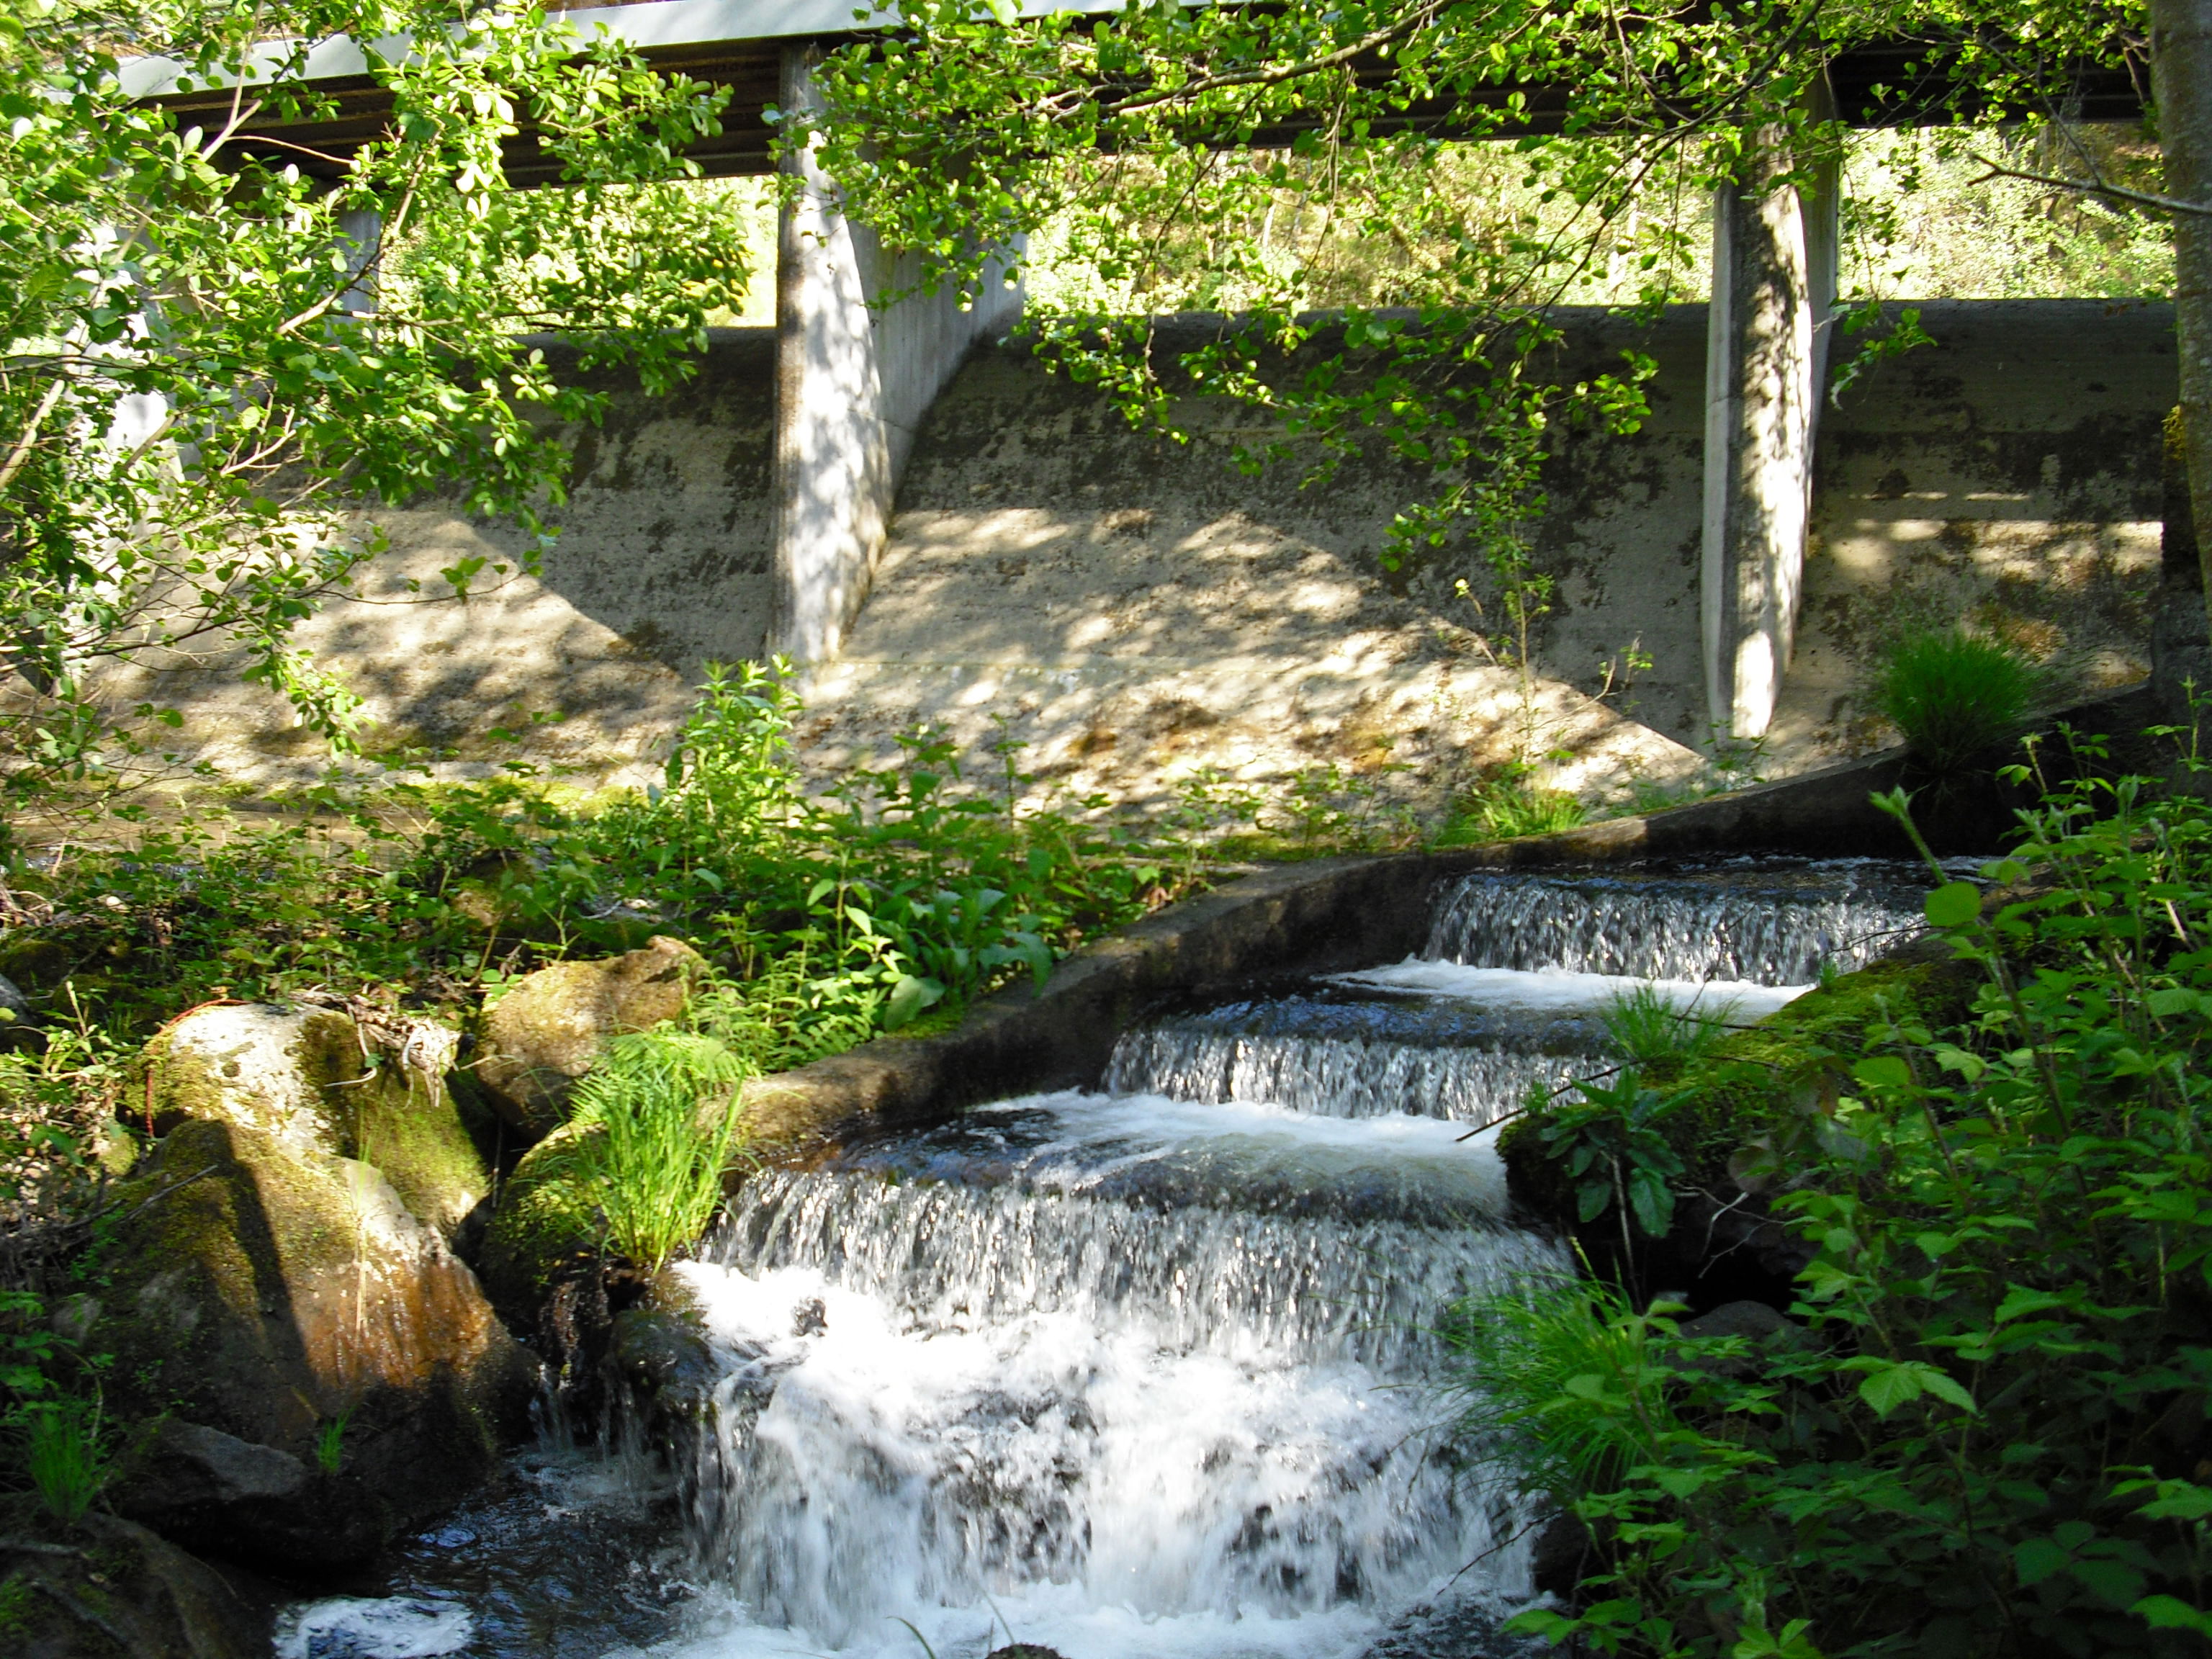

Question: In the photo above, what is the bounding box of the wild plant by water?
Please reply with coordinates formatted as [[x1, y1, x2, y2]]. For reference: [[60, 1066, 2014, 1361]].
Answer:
[[1873, 626, 2041, 773], [1434, 768, 1587, 845], [24, 1399, 104, 1524], [1597, 983, 1737, 1067], [1454, 750, 2212, 1656], [562, 1030, 750, 1275]]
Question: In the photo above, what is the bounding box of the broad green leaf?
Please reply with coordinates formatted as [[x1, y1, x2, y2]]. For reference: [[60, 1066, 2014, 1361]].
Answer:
[[2134, 1596, 2212, 1636], [1924, 882, 1983, 927], [1853, 1055, 1911, 1092]]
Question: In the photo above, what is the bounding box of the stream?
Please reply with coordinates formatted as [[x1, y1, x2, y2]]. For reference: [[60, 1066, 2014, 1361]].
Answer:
[[276, 858, 1940, 1659]]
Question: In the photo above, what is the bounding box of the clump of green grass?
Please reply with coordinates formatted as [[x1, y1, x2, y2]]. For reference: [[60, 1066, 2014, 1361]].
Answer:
[[25, 1401, 106, 1524], [1433, 771, 1587, 847], [1599, 983, 1738, 1066], [562, 1030, 751, 1275], [1872, 628, 2041, 773]]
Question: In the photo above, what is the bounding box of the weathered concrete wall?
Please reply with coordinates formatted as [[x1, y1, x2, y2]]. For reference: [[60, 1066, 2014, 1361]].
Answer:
[[791, 315, 1712, 812], [1776, 300, 2171, 757], [92, 301, 2169, 795], [104, 334, 775, 785]]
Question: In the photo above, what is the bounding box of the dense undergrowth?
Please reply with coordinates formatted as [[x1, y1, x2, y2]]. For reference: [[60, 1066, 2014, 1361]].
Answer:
[[1459, 741, 2212, 1658]]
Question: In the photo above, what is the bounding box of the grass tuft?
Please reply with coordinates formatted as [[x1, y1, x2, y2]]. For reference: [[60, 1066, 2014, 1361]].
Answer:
[[25, 1401, 105, 1524], [1873, 628, 2041, 773], [1599, 983, 1739, 1067]]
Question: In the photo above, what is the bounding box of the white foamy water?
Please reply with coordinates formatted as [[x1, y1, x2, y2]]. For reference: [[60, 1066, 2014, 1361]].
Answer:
[[1107, 966, 1809, 1127], [276, 1598, 474, 1659], [629, 1089, 1560, 1659], [1335, 961, 1809, 1018]]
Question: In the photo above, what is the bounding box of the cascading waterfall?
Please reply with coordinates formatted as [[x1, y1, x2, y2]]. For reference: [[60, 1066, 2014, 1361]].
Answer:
[[1424, 865, 1925, 982], [276, 858, 1941, 1659]]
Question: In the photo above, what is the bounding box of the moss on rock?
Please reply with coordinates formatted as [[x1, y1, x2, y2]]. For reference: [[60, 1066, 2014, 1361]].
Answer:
[[82, 1120, 537, 1546], [1500, 954, 1980, 1223], [475, 936, 707, 1140], [132, 1004, 487, 1239], [480, 1120, 605, 1327]]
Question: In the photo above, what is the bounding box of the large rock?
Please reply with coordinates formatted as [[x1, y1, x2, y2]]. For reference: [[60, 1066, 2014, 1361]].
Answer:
[[89, 1120, 539, 1564], [135, 1002, 488, 1238], [111, 1419, 387, 1570], [0, 1506, 269, 1659], [475, 936, 706, 1139]]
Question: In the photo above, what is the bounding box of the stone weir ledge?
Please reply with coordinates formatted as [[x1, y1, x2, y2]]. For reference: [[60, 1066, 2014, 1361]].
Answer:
[[738, 680, 2161, 1162]]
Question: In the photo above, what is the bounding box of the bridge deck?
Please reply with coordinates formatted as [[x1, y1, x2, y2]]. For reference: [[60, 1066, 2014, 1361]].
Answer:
[[130, 0, 2145, 184]]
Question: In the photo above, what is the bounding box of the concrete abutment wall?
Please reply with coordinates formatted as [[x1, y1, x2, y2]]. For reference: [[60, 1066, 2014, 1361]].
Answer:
[[768, 46, 1024, 664]]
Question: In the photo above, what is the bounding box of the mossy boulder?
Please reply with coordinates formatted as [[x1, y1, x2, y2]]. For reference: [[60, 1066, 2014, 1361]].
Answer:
[[0, 1503, 268, 1659], [134, 1003, 488, 1239], [0, 928, 76, 992], [1500, 953, 1979, 1223], [475, 936, 706, 1140], [82, 1120, 539, 1561], [478, 1120, 604, 1327]]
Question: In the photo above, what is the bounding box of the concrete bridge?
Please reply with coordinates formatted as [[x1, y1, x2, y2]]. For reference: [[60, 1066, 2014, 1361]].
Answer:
[[123, 5, 2170, 796]]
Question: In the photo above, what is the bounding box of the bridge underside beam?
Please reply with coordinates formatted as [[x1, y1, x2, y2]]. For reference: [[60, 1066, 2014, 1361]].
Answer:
[[151, 38, 2143, 186]]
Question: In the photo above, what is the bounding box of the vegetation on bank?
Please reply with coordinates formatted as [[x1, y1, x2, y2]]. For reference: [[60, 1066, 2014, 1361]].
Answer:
[[1462, 733, 2212, 1657]]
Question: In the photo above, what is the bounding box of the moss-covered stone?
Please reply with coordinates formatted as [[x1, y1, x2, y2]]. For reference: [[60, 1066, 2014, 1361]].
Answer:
[[0, 1503, 268, 1659], [132, 1003, 487, 1239], [0, 929, 76, 992], [479, 1120, 604, 1327], [81, 1120, 538, 1554], [1500, 954, 1979, 1223]]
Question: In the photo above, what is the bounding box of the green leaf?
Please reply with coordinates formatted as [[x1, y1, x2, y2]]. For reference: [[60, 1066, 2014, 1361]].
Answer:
[[883, 974, 930, 1029], [2134, 1596, 2212, 1637], [1924, 882, 1982, 928], [1853, 1055, 1911, 1092], [2015, 1537, 2069, 1586]]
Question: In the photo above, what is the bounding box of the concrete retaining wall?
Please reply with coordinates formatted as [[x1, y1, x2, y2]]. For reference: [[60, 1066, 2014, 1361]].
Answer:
[[92, 301, 2171, 796]]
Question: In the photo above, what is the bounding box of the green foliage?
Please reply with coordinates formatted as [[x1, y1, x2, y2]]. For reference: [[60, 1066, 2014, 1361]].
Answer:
[[1458, 762, 2212, 1657], [1873, 628, 2043, 773], [795, 0, 2134, 644], [1532, 1072, 1690, 1242], [313, 1411, 350, 1478], [1600, 986, 1740, 1070], [22, 1399, 104, 1524], [556, 1030, 748, 1275], [1434, 770, 1588, 847], [1, 0, 749, 804]]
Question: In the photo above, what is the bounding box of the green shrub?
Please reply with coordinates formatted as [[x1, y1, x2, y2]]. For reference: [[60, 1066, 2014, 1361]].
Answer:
[[1459, 763, 2212, 1658], [1872, 627, 2041, 772]]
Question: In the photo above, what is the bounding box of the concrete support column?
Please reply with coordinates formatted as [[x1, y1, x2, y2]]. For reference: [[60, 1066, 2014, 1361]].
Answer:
[[336, 207, 382, 320], [1701, 117, 1840, 740], [770, 44, 1024, 664]]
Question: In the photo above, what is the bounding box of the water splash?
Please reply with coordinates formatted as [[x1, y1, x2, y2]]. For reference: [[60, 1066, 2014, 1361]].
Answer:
[[649, 1094, 1563, 1658]]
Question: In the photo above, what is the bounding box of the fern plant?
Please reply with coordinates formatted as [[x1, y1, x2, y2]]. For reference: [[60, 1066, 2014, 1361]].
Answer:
[[562, 1031, 751, 1275]]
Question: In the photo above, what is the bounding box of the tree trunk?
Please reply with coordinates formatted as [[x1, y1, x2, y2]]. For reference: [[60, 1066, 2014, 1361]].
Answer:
[[2153, 0, 2212, 638]]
